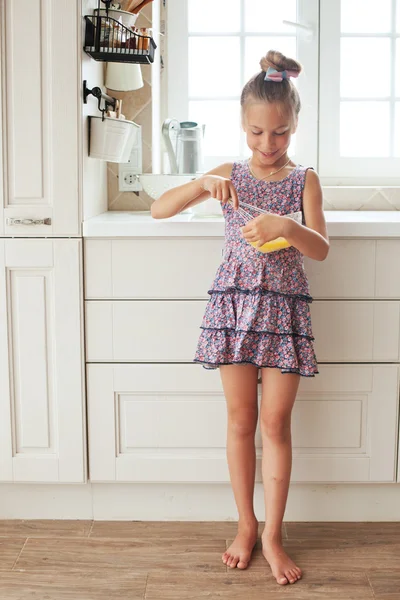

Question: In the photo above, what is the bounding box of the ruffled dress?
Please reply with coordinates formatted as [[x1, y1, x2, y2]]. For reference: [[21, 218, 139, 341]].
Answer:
[[193, 160, 319, 377]]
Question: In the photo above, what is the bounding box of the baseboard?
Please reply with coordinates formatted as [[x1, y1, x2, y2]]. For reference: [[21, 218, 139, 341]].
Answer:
[[1, 482, 400, 521]]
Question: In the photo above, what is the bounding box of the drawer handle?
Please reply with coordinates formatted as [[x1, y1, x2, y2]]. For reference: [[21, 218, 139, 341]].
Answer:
[[6, 217, 52, 226]]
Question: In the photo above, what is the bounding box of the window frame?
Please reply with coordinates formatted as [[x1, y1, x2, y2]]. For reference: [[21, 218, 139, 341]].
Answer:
[[319, 0, 400, 185], [167, 0, 319, 172], [166, 0, 400, 184]]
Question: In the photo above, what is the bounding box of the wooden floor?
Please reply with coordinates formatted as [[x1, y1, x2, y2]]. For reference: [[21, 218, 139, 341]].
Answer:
[[1, 520, 400, 599]]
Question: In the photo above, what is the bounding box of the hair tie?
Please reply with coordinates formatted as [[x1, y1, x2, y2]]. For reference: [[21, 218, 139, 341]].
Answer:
[[264, 67, 299, 82]]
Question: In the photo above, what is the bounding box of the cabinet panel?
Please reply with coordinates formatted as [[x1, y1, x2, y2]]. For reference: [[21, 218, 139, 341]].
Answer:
[[85, 300, 400, 363], [0, 239, 86, 482], [85, 300, 205, 361], [1, 0, 80, 236], [376, 240, 400, 298], [86, 364, 398, 483], [84, 239, 225, 299], [85, 239, 400, 301], [305, 239, 376, 298], [311, 301, 400, 361]]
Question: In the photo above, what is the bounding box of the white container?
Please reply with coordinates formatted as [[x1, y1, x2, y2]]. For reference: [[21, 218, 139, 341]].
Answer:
[[89, 116, 140, 163], [93, 8, 138, 28]]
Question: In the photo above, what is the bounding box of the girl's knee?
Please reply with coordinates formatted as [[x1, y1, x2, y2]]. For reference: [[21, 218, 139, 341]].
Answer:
[[228, 408, 258, 437], [260, 413, 291, 440]]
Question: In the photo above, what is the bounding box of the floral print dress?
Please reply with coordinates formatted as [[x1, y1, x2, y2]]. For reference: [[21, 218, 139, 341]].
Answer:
[[193, 160, 319, 377]]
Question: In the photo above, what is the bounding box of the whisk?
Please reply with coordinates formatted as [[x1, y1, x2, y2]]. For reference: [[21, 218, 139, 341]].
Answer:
[[227, 198, 302, 254]]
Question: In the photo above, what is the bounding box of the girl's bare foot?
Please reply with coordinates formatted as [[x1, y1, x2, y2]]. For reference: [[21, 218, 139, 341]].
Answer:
[[222, 519, 258, 569], [261, 535, 302, 585]]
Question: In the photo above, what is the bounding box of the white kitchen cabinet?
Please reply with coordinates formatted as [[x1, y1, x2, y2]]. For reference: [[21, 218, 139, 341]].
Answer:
[[86, 363, 398, 483], [0, 0, 80, 236], [85, 299, 400, 363], [84, 236, 400, 484], [0, 239, 86, 482], [84, 238, 224, 299], [85, 238, 400, 300]]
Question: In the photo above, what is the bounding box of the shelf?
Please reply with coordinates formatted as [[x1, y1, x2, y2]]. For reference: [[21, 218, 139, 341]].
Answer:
[[84, 15, 156, 64]]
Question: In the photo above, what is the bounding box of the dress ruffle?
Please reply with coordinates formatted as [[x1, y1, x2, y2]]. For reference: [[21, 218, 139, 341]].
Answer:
[[194, 328, 318, 377], [194, 287, 319, 377], [202, 288, 314, 339]]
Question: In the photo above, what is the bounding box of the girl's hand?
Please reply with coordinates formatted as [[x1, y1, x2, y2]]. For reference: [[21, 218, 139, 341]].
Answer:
[[241, 213, 288, 246], [200, 175, 239, 210]]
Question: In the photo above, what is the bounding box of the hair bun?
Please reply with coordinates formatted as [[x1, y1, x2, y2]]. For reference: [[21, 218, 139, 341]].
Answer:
[[260, 50, 302, 76]]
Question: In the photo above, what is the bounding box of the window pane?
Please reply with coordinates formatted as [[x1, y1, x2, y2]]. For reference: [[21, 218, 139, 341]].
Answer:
[[188, 0, 240, 33], [398, 0, 400, 32], [395, 103, 400, 157], [341, 38, 391, 97], [340, 102, 390, 157], [245, 37, 297, 82], [397, 40, 400, 97], [245, 0, 297, 33], [189, 37, 240, 97], [341, 0, 391, 33], [189, 101, 241, 155]]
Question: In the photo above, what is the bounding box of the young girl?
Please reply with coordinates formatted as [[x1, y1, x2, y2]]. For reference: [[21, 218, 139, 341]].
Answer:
[[151, 50, 329, 586]]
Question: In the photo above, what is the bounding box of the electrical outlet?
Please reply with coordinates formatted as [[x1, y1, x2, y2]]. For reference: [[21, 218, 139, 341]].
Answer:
[[120, 171, 143, 192]]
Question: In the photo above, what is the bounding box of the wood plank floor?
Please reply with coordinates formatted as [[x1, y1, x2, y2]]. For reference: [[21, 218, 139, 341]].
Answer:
[[0, 520, 399, 599]]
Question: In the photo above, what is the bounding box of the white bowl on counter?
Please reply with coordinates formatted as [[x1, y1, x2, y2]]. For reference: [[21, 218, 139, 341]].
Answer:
[[138, 174, 223, 216]]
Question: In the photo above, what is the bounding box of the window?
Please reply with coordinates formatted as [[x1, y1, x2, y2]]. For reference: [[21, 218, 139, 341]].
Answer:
[[167, 0, 400, 184]]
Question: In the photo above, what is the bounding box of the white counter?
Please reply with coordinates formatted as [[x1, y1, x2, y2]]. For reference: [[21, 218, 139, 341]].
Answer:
[[83, 210, 400, 238]]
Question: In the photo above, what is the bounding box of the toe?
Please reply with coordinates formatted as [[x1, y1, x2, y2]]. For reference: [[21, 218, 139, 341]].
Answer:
[[237, 558, 249, 569], [277, 575, 288, 585], [287, 570, 297, 584], [230, 556, 240, 568]]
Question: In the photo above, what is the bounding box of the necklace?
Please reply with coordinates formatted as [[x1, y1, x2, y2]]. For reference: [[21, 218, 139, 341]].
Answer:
[[247, 156, 292, 181]]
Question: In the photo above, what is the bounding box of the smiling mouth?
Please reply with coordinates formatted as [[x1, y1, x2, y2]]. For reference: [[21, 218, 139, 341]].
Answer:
[[259, 149, 277, 157]]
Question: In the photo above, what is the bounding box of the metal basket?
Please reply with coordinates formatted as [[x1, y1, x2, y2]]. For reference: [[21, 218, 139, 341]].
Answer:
[[84, 14, 156, 64]]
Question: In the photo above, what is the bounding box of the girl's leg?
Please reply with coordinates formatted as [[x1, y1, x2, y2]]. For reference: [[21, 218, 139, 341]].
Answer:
[[259, 368, 302, 585], [219, 364, 259, 569]]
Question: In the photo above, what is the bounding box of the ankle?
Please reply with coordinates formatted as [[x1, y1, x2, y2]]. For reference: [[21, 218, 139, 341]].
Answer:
[[261, 530, 282, 544], [238, 516, 258, 529]]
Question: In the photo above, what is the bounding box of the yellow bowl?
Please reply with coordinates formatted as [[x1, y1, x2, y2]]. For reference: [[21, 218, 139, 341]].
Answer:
[[249, 237, 291, 253]]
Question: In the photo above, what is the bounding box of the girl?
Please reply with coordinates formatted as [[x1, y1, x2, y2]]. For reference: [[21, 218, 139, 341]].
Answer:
[[151, 50, 329, 586]]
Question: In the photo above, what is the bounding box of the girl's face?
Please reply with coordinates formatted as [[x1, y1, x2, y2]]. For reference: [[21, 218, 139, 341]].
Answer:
[[242, 101, 296, 166]]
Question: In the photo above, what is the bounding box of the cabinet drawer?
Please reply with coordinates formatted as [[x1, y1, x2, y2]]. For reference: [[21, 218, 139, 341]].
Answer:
[[84, 239, 224, 299], [85, 239, 400, 300], [86, 363, 398, 483], [306, 239, 400, 298], [85, 299, 400, 363], [85, 300, 205, 361], [311, 301, 400, 361]]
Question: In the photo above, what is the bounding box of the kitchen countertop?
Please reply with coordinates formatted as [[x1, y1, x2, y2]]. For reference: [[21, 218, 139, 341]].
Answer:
[[82, 210, 400, 238]]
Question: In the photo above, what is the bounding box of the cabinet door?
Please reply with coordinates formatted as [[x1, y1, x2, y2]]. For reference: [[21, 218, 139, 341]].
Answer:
[[0, 0, 80, 236], [86, 364, 398, 483], [0, 239, 86, 482], [295, 365, 399, 483]]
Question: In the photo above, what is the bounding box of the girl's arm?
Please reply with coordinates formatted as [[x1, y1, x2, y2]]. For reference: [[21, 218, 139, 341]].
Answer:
[[283, 169, 330, 261], [150, 163, 234, 219]]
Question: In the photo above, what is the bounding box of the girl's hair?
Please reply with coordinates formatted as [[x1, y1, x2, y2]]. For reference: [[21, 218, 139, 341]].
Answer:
[[241, 50, 303, 124]]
